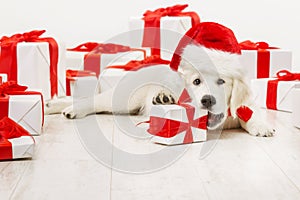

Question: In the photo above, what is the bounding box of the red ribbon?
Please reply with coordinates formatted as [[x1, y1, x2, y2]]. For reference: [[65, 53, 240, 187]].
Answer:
[[0, 81, 44, 124], [266, 70, 300, 110], [142, 4, 200, 56], [107, 55, 170, 71], [239, 40, 278, 78], [236, 106, 253, 122], [0, 30, 59, 98], [65, 69, 96, 96], [147, 103, 207, 144], [68, 42, 147, 77], [0, 116, 32, 160]]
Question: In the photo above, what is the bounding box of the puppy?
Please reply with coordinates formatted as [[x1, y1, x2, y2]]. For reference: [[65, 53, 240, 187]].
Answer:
[[46, 22, 274, 137]]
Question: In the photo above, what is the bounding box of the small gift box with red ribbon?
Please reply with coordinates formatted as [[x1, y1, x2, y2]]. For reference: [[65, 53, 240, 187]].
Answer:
[[239, 40, 292, 79], [129, 4, 200, 60], [147, 89, 207, 145], [101, 55, 170, 92], [66, 42, 147, 78], [292, 85, 300, 128], [0, 82, 44, 135], [0, 30, 66, 100], [251, 70, 300, 112], [0, 117, 35, 160], [66, 69, 99, 97]]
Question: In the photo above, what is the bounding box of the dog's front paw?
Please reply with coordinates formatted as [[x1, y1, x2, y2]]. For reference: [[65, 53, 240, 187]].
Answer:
[[62, 106, 88, 119], [152, 92, 176, 105], [247, 123, 275, 137]]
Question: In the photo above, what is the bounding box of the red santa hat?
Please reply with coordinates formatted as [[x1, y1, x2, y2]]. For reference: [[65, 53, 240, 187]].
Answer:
[[170, 22, 241, 72]]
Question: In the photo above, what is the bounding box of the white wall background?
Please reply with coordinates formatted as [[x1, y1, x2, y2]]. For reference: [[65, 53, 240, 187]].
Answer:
[[1, 0, 300, 69]]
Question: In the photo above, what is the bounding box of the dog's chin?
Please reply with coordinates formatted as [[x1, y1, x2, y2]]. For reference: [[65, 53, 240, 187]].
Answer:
[[207, 111, 225, 130]]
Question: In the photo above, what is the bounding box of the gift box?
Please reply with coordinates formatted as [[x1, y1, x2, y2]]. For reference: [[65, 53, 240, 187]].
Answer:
[[239, 40, 292, 79], [66, 42, 147, 77], [0, 117, 35, 160], [101, 55, 170, 92], [66, 69, 99, 97], [147, 103, 207, 145], [251, 70, 300, 112], [292, 85, 300, 128], [0, 30, 66, 100], [0, 82, 44, 135], [129, 4, 200, 60]]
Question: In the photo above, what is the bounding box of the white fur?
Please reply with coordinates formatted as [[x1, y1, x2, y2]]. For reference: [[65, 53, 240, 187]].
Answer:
[[46, 44, 274, 137]]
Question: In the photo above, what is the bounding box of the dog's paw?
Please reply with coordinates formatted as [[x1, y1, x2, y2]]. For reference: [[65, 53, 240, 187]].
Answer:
[[62, 106, 87, 119], [44, 97, 72, 115], [247, 123, 275, 137], [152, 92, 176, 105]]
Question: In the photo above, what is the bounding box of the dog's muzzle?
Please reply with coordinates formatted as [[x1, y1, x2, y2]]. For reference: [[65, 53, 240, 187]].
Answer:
[[207, 111, 225, 128]]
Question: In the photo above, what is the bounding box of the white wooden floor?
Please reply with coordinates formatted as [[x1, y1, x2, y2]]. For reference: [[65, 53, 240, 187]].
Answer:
[[1, 108, 300, 200]]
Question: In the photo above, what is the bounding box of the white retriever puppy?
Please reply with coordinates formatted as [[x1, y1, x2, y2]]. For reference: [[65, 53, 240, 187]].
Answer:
[[46, 22, 274, 137]]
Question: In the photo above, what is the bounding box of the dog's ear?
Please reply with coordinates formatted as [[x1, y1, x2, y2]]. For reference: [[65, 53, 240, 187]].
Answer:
[[229, 78, 251, 118]]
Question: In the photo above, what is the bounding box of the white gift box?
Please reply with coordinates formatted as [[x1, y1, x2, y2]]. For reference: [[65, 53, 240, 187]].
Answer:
[[99, 68, 129, 92], [129, 16, 192, 60], [239, 49, 292, 79], [147, 104, 207, 145], [16, 42, 66, 100], [5, 94, 44, 135], [251, 78, 300, 112], [0, 136, 35, 160], [292, 86, 300, 128], [66, 49, 147, 73], [67, 76, 99, 97]]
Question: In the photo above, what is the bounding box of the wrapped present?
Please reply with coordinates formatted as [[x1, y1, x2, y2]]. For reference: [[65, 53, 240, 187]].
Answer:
[[147, 103, 207, 145], [101, 55, 170, 92], [0, 117, 35, 160], [66, 42, 147, 77], [129, 4, 200, 60], [239, 40, 292, 79], [0, 30, 66, 100], [66, 69, 99, 97], [0, 82, 44, 135], [251, 70, 300, 112], [292, 85, 300, 128]]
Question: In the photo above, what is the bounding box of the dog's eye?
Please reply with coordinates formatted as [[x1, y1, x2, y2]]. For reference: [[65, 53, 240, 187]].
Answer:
[[193, 78, 201, 85], [217, 78, 225, 85]]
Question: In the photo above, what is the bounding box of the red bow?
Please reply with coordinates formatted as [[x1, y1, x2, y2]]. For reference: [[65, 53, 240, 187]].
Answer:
[[66, 69, 96, 78], [67, 42, 132, 54], [0, 117, 30, 140], [107, 55, 170, 71], [275, 70, 300, 81], [0, 81, 28, 97], [239, 40, 278, 50]]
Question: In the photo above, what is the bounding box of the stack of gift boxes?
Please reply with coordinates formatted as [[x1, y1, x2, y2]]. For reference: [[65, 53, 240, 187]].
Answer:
[[0, 3, 299, 158]]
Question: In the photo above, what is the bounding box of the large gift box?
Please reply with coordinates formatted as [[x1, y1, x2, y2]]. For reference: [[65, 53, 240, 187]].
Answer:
[[239, 40, 292, 79], [129, 4, 200, 60], [292, 85, 300, 128], [251, 70, 300, 112], [66, 42, 147, 77], [66, 69, 99, 97], [0, 117, 35, 160], [147, 102, 207, 145], [0, 30, 66, 100], [0, 82, 44, 135], [100, 55, 170, 92]]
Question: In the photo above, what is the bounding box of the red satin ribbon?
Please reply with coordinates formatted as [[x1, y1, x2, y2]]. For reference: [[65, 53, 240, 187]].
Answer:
[[142, 4, 200, 56], [68, 43, 147, 77], [148, 103, 207, 144], [236, 106, 253, 122], [65, 69, 96, 96], [266, 70, 300, 110], [0, 30, 59, 98], [0, 117, 32, 160], [239, 40, 278, 78], [107, 55, 170, 71], [0, 81, 44, 124]]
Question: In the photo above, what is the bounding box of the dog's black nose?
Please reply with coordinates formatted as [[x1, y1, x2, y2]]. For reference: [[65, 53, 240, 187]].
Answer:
[[201, 95, 216, 108]]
